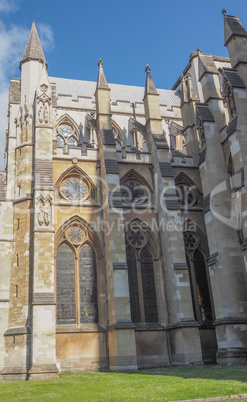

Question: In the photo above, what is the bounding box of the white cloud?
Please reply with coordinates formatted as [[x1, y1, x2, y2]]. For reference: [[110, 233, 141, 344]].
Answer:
[[37, 23, 55, 53], [0, 21, 54, 170], [0, 0, 20, 13]]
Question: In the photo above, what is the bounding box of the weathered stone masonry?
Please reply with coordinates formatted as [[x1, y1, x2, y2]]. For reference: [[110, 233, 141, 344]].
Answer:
[[0, 11, 247, 380]]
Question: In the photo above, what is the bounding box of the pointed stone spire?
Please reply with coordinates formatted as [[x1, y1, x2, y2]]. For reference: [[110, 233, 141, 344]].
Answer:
[[20, 21, 46, 67], [96, 59, 109, 89], [144, 65, 158, 96], [222, 10, 247, 46]]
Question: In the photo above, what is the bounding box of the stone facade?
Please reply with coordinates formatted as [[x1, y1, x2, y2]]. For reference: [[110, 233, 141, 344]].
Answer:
[[0, 12, 247, 380]]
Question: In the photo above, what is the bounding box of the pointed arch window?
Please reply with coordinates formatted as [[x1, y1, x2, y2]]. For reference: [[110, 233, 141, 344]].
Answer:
[[55, 166, 96, 203], [126, 221, 159, 323], [121, 170, 152, 206], [184, 229, 213, 323], [175, 173, 200, 208], [56, 114, 80, 153], [55, 220, 99, 325], [56, 243, 76, 324]]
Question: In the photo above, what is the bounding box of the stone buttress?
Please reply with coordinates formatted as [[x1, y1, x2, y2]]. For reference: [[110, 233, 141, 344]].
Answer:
[[143, 66, 203, 364], [94, 60, 138, 370]]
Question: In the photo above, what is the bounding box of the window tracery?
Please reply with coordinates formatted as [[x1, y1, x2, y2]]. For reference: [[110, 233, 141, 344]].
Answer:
[[121, 170, 151, 206], [177, 184, 198, 207], [56, 115, 80, 153], [126, 220, 159, 324], [56, 218, 100, 325], [56, 166, 95, 203], [60, 177, 90, 201], [175, 173, 200, 208], [65, 223, 86, 245], [121, 180, 148, 205], [183, 231, 200, 251]]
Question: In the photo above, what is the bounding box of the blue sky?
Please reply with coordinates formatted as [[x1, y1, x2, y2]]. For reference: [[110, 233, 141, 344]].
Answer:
[[0, 0, 247, 169]]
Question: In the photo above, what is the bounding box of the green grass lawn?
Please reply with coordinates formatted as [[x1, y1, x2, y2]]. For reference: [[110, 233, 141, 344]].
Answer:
[[0, 365, 247, 401]]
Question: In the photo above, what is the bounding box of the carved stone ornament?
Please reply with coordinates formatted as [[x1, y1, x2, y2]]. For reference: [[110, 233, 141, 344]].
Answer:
[[40, 84, 48, 93], [36, 194, 53, 227], [38, 100, 50, 124], [65, 223, 87, 245], [127, 223, 148, 249], [183, 232, 200, 251]]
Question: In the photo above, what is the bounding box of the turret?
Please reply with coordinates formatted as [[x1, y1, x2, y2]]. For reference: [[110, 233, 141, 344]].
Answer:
[[20, 21, 46, 107]]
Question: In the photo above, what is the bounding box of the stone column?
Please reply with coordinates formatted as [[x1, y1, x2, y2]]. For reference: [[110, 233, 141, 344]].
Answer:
[[28, 65, 58, 379]]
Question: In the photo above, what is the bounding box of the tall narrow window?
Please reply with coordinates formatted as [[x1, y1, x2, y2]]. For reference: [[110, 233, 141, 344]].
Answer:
[[56, 219, 100, 326], [184, 231, 213, 323], [79, 244, 98, 324], [56, 243, 76, 324], [126, 247, 141, 322], [141, 248, 159, 322], [193, 250, 213, 322], [126, 222, 159, 324]]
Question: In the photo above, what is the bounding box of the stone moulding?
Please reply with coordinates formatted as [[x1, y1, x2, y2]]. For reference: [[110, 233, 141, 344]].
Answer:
[[32, 292, 56, 305], [166, 320, 200, 330], [112, 262, 128, 270], [56, 323, 105, 333], [104, 158, 119, 174], [217, 347, 247, 358], [207, 252, 218, 267], [108, 320, 136, 330], [174, 263, 188, 270], [213, 317, 247, 326], [159, 162, 174, 177], [4, 326, 31, 336]]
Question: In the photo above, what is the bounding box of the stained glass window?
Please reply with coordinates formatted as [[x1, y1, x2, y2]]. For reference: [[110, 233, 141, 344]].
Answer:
[[60, 178, 89, 201], [56, 243, 76, 324], [79, 244, 98, 324], [58, 124, 73, 138], [140, 248, 159, 322], [57, 135, 64, 148], [126, 248, 141, 322], [68, 137, 78, 148]]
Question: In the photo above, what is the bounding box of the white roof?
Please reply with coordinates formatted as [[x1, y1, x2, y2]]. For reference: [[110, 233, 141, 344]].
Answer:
[[49, 76, 181, 109]]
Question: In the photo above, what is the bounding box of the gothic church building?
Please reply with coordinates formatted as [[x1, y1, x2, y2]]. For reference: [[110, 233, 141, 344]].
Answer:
[[0, 11, 247, 379]]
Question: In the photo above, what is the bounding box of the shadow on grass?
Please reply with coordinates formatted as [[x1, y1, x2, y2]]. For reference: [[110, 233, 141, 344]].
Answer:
[[108, 364, 247, 383]]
